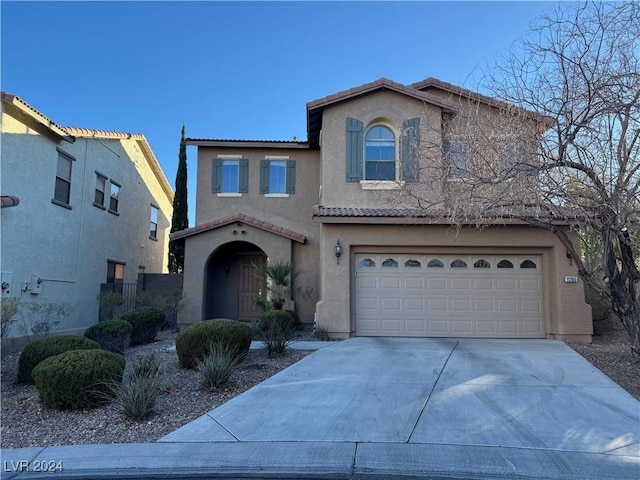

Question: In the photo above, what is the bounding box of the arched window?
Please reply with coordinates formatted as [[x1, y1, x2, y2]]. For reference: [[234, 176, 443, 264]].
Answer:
[[405, 259, 421, 268], [365, 125, 396, 180], [427, 259, 444, 268], [497, 260, 514, 269], [359, 258, 376, 268], [474, 259, 491, 268], [382, 258, 399, 268], [520, 260, 537, 269], [450, 259, 468, 268]]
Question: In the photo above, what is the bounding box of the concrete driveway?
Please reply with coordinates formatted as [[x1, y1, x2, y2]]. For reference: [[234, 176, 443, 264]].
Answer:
[[3, 337, 639, 479]]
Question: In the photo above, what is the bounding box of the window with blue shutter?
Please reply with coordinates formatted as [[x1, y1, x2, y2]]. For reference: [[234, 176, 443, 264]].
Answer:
[[346, 118, 364, 182], [402, 117, 420, 182], [213, 158, 249, 194], [260, 159, 296, 194], [365, 125, 396, 180]]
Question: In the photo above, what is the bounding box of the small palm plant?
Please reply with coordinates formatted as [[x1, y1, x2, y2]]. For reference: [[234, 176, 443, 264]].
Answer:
[[254, 260, 298, 311]]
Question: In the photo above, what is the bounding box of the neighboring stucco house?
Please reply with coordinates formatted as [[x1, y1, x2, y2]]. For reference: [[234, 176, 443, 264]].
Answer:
[[174, 77, 592, 341], [1, 92, 174, 340]]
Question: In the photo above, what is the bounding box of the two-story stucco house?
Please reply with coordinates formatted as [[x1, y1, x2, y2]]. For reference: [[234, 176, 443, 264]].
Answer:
[[174, 78, 592, 341], [1, 92, 174, 341]]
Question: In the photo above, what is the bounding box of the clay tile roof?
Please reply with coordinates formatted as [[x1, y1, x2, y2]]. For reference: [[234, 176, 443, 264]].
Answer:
[[1, 196, 20, 208], [1, 91, 74, 142], [170, 213, 306, 243], [306, 77, 459, 149], [312, 205, 580, 225]]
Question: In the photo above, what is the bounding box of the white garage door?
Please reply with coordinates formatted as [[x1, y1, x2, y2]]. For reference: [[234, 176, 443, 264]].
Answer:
[[355, 254, 544, 338]]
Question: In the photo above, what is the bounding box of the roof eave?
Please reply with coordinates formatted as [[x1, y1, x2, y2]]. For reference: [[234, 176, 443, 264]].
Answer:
[[1, 92, 75, 143]]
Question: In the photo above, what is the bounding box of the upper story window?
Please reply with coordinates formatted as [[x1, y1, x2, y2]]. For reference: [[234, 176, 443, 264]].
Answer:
[[365, 125, 396, 180], [260, 158, 296, 196], [346, 117, 420, 185], [109, 182, 121, 214], [53, 150, 74, 207], [149, 205, 159, 240], [443, 139, 470, 178], [94, 173, 107, 208], [212, 158, 248, 195]]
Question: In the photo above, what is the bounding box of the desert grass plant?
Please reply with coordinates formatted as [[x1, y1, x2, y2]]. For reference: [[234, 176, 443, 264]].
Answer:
[[261, 311, 294, 358], [107, 354, 162, 422], [196, 341, 244, 390], [312, 322, 331, 341]]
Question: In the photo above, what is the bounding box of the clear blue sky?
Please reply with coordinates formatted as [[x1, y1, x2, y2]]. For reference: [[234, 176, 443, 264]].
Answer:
[[1, 1, 554, 226]]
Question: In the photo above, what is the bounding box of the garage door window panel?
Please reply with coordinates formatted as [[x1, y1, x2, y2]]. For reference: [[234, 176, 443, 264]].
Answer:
[[405, 259, 422, 268], [382, 258, 398, 268], [474, 259, 491, 268], [451, 259, 468, 268], [498, 260, 514, 268], [359, 258, 376, 268], [428, 259, 444, 268], [520, 260, 537, 268]]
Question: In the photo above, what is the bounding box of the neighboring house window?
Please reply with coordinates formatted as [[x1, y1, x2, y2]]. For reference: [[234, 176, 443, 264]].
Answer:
[[443, 139, 470, 178], [109, 182, 121, 214], [260, 159, 296, 195], [106, 260, 125, 284], [365, 125, 396, 180], [53, 150, 74, 206], [94, 173, 107, 208], [212, 158, 248, 194], [150, 205, 159, 240]]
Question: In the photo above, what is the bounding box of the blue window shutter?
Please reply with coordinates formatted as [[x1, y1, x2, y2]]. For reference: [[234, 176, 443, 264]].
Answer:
[[286, 160, 296, 194], [239, 159, 249, 193], [212, 159, 222, 193], [402, 117, 420, 182], [260, 160, 269, 194], [346, 118, 363, 182]]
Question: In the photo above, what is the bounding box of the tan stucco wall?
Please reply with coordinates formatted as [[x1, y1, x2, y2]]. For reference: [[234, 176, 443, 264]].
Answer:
[[314, 223, 592, 340], [180, 145, 321, 325], [319, 89, 444, 208]]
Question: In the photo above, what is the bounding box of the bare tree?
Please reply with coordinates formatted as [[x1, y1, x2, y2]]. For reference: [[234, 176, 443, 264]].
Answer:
[[404, 2, 640, 354]]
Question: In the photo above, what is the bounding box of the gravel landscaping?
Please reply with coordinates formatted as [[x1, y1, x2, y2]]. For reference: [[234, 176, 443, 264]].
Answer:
[[1, 323, 638, 449]]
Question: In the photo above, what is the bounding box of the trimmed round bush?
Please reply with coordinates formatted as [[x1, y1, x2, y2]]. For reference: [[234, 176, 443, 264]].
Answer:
[[17, 335, 100, 384], [120, 307, 165, 345], [32, 349, 125, 410], [175, 318, 252, 369], [260, 310, 295, 333], [84, 319, 133, 354]]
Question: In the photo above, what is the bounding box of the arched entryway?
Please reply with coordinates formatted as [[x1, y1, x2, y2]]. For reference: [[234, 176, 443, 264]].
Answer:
[[204, 241, 267, 321]]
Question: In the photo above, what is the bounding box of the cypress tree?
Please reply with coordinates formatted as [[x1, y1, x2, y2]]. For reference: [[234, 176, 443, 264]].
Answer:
[[168, 125, 188, 273]]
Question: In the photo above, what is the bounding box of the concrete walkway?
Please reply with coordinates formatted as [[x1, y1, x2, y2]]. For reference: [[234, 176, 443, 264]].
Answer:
[[2, 337, 639, 479]]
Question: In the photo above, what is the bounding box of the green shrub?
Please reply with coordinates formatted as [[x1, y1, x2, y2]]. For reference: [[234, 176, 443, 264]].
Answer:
[[120, 307, 165, 345], [261, 311, 294, 358], [175, 318, 252, 369], [285, 309, 299, 325], [260, 310, 294, 332], [84, 319, 132, 354], [17, 335, 100, 384], [107, 354, 162, 422], [32, 349, 125, 410], [197, 341, 243, 390]]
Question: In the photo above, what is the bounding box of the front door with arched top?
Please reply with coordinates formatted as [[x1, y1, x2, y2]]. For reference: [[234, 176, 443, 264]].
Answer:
[[204, 241, 266, 321]]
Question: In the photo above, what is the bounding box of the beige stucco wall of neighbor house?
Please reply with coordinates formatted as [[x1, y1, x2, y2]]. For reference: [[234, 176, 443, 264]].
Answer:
[[314, 222, 592, 340], [319, 89, 444, 209], [178, 145, 321, 326], [1, 103, 172, 340]]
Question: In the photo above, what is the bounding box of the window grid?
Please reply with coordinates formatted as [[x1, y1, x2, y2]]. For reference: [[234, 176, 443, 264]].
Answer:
[[150, 205, 159, 239], [54, 152, 72, 205]]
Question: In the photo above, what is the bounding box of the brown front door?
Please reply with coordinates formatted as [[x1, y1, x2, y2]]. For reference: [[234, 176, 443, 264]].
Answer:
[[238, 256, 265, 320]]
